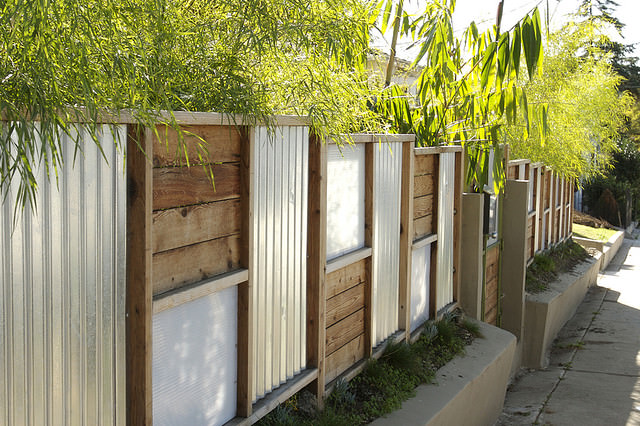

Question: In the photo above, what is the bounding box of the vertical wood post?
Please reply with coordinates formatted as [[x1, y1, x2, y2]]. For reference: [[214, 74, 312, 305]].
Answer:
[[429, 154, 439, 319], [398, 141, 414, 340], [364, 143, 374, 355], [126, 125, 153, 426], [452, 150, 463, 303], [307, 134, 327, 403], [237, 128, 254, 417]]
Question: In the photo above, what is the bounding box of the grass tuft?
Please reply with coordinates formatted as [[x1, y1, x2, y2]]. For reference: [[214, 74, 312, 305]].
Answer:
[[257, 312, 474, 425]]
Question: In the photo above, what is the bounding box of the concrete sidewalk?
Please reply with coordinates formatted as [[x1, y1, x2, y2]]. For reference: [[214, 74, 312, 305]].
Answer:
[[498, 230, 640, 426]]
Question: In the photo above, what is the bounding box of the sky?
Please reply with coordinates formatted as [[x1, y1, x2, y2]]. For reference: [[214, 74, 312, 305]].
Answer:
[[377, 0, 640, 60]]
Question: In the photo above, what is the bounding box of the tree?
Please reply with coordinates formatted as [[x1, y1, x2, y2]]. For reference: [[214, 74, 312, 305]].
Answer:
[[505, 21, 632, 180], [373, 0, 545, 192], [577, 0, 640, 96], [1, 0, 379, 208]]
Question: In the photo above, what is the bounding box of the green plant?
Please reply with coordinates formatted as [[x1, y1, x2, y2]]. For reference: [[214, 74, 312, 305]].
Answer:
[[1, 0, 380, 208], [526, 240, 589, 293], [460, 318, 483, 338], [374, 0, 546, 193]]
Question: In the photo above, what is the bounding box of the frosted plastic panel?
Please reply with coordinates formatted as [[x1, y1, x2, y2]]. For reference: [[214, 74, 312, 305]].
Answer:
[[410, 244, 431, 332], [436, 152, 455, 311], [372, 142, 402, 345], [327, 144, 365, 260], [252, 126, 308, 401], [153, 286, 237, 426], [0, 124, 126, 426]]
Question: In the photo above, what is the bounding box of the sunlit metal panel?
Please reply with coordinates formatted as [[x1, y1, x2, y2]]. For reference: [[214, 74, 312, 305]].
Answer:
[[251, 126, 308, 402], [1, 124, 126, 425], [436, 152, 455, 311], [372, 142, 402, 346]]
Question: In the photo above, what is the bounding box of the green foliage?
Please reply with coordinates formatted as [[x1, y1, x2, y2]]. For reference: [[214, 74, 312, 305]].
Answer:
[[257, 314, 472, 425], [1, 0, 380, 207], [572, 223, 617, 241], [526, 240, 589, 293], [373, 0, 546, 192], [505, 20, 633, 180]]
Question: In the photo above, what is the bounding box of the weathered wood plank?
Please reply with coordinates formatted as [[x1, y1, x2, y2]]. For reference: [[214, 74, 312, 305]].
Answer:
[[486, 245, 500, 266], [414, 154, 436, 176], [414, 174, 435, 198], [153, 162, 240, 210], [326, 309, 365, 356], [324, 334, 365, 384], [152, 124, 241, 167], [485, 306, 498, 325], [152, 199, 241, 253], [413, 215, 433, 239], [152, 234, 241, 295], [126, 125, 153, 425], [326, 284, 365, 328], [326, 259, 366, 300], [413, 195, 434, 220]]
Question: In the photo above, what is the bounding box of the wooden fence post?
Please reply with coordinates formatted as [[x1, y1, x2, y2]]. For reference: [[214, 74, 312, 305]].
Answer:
[[126, 125, 153, 426], [364, 143, 374, 355], [398, 141, 414, 339], [237, 128, 254, 417], [307, 134, 327, 403]]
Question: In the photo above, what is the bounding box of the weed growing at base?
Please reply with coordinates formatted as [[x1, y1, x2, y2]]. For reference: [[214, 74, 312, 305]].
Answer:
[[257, 312, 477, 426], [526, 239, 590, 293]]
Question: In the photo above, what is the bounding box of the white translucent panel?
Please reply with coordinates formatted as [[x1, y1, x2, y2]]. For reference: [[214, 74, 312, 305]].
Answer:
[[153, 286, 238, 426], [436, 152, 455, 311], [372, 142, 402, 345], [252, 126, 308, 401], [326, 144, 365, 260], [410, 244, 431, 332]]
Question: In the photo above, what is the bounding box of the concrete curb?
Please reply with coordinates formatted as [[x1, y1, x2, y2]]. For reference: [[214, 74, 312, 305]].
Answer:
[[371, 322, 516, 426], [573, 230, 625, 271], [522, 251, 602, 368]]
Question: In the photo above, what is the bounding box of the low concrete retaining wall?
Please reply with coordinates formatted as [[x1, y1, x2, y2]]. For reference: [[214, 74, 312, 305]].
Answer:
[[372, 322, 516, 426], [522, 252, 602, 368], [573, 230, 624, 271]]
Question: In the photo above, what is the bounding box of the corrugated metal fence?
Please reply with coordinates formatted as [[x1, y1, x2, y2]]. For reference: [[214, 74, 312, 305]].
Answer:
[[252, 125, 309, 401], [372, 142, 402, 346], [1, 125, 126, 425]]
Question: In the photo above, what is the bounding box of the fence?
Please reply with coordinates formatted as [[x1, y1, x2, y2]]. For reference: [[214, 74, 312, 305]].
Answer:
[[461, 153, 574, 330], [0, 113, 466, 425], [507, 159, 573, 262], [0, 125, 127, 425]]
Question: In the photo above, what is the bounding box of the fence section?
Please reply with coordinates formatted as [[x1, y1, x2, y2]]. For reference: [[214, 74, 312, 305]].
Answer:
[[1, 115, 467, 426], [507, 160, 573, 264], [372, 142, 403, 345], [251, 125, 309, 401], [1, 125, 127, 426]]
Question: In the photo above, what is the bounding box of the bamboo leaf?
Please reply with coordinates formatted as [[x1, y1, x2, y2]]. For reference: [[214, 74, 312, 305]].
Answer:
[[481, 41, 497, 89]]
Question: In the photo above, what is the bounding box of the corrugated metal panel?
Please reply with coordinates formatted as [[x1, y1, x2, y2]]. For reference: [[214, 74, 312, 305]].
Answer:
[[152, 286, 237, 426], [410, 244, 431, 333], [372, 142, 402, 346], [326, 144, 365, 260], [1, 124, 126, 425], [252, 126, 308, 402], [528, 167, 534, 212], [436, 152, 455, 311]]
